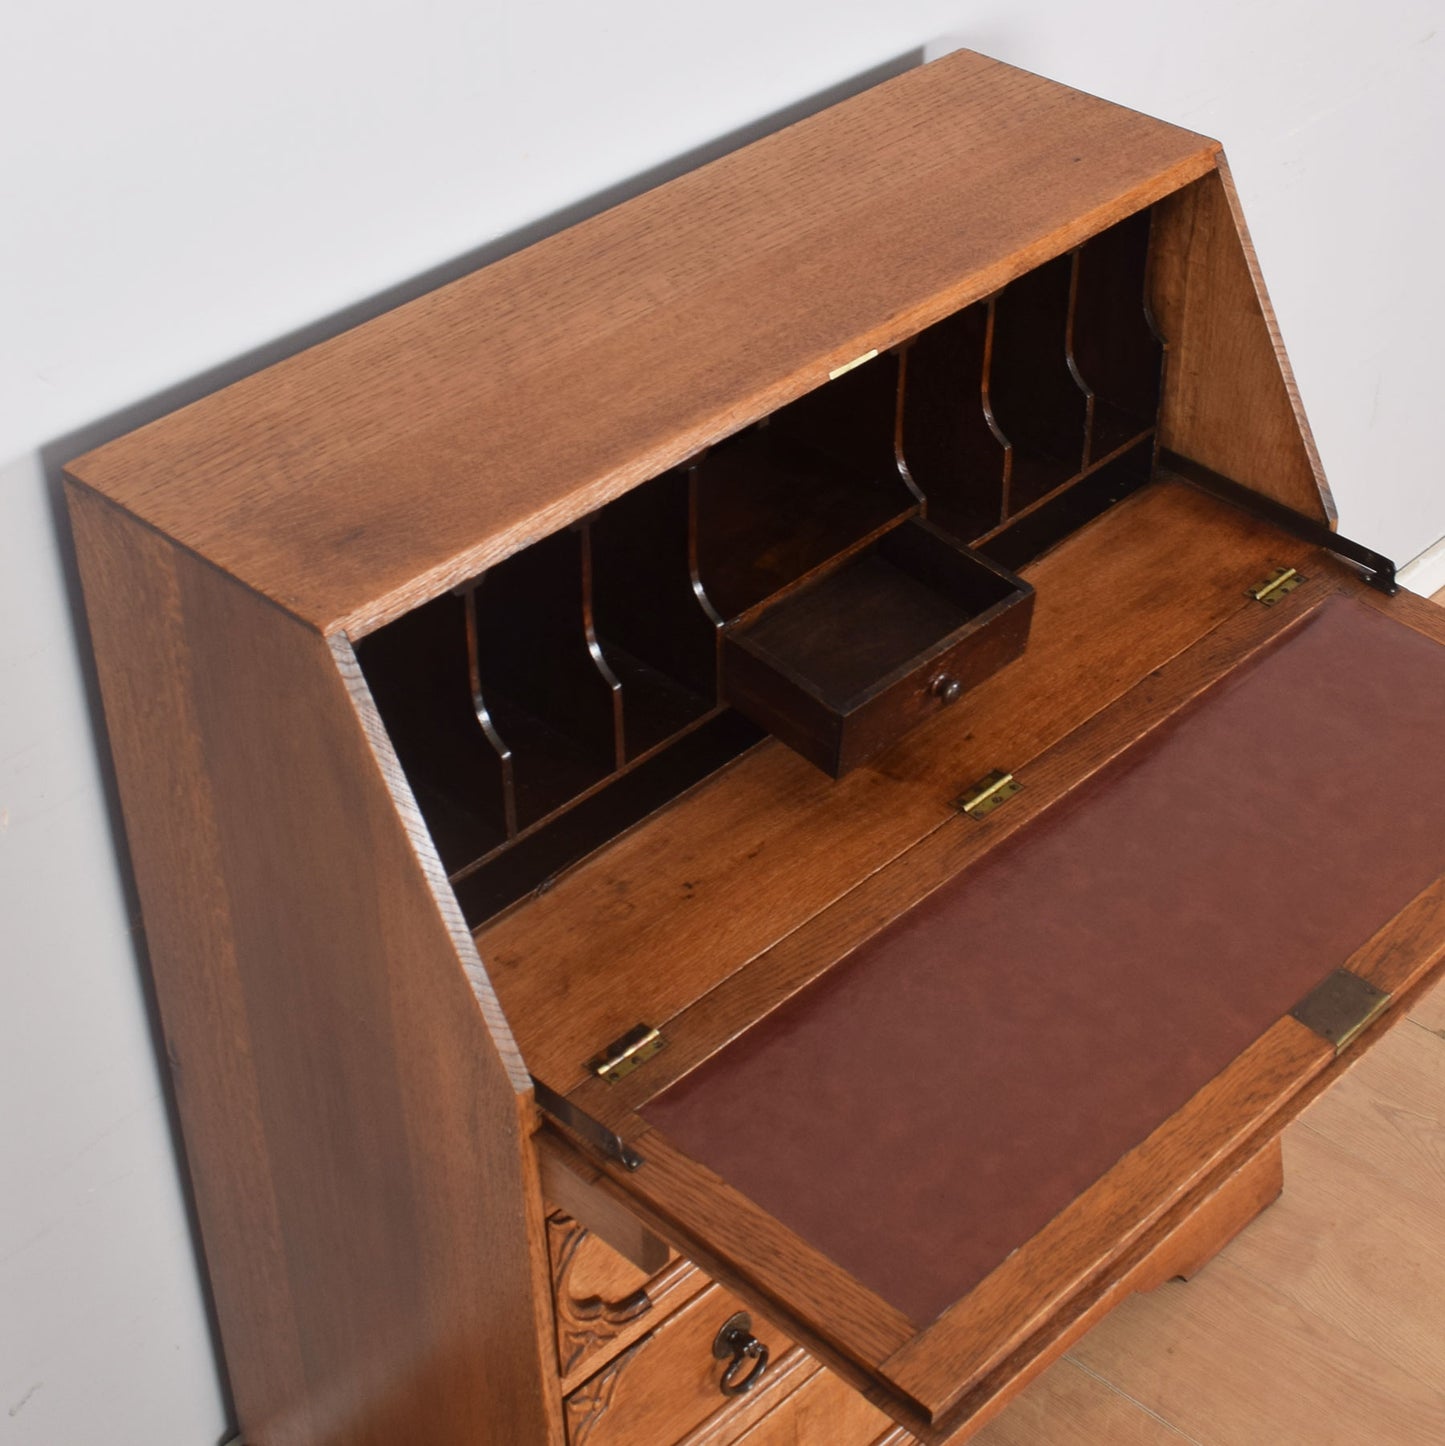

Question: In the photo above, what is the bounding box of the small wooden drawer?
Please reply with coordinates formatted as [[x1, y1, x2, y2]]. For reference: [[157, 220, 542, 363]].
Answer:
[[728, 1367, 899, 1446], [547, 1211, 706, 1392], [563, 1282, 807, 1446], [721, 519, 1033, 776]]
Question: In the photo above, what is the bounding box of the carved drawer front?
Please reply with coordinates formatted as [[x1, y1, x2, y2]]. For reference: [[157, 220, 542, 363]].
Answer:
[[564, 1281, 809, 1446], [548, 1211, 706, 1392], [728, 1366, 899, 1446]]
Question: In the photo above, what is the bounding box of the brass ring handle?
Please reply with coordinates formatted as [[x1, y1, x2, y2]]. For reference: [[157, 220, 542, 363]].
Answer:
[[712, 1311, 771, 1397]]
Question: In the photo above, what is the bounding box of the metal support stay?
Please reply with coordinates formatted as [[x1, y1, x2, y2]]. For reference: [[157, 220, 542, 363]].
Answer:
[[532, 1076, 644, 1171], [1163, 450, 1398, 596]]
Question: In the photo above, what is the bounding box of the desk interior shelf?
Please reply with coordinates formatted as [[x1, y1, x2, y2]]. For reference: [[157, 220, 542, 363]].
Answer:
[[356, 208, 1163, 923]]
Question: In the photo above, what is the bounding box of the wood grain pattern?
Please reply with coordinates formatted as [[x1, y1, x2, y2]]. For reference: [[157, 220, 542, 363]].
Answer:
[[1410, 984, 1445, 1035], [562, 1283, 803, 1446], [891, 1021, 1326, 1423], [1296, 1008, 1445, 1204], [482, 480, 1316, 1094], [536, 561, 1445, 1431], [677, 1350, 823, 1446], [1150, 162, 1332, 522], [707, 1142, 1280, 1446], [965, 1359, 1195, 1446], [571, 574, 1337, 1128], [906, 1142, 1286, 1444], [66, 484, 560, 1446], [64, 52, 1217, 637], [729, 1368, 893, 1446], [889, 893, 1445, 1434], [61, 48, 1420, 1445], [1042, 976, 1445, 1446], [1072, 1243, 1445, 1444], [545, 1212, 704, 1393], [539, 1131, 672, 1275], [1229, 1129, 1445, 1393]]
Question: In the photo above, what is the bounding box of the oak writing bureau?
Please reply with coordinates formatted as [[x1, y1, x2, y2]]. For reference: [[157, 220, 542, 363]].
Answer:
[[65, 49, 1445, 1446]]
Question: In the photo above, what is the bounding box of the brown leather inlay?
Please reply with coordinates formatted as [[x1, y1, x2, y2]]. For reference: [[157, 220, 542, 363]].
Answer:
[[642, 597, 1445, 1324]]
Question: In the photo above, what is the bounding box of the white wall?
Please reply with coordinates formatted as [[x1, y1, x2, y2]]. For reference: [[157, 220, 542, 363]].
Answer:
[[3, 4, 1442, 1441]]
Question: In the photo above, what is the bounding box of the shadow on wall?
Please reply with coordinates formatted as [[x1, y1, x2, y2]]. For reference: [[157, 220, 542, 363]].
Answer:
[[33, 47, 923, 1444]]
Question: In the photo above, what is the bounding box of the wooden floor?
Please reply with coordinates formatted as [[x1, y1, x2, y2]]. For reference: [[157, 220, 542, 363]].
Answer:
[[969, 977, 1445, 1446], [967, 584, 1445, 1445]]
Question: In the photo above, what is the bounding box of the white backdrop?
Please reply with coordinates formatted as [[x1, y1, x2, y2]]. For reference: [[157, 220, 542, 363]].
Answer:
[[2, 4, 1442, 1441]]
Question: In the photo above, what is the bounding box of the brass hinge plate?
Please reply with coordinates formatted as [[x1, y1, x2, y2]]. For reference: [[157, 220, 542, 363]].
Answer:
[[1289, 969, 1390, 1053], [1248, 566, 1305, 606], [586, 1023, 668, 1084], [829, 348, 879, 380], [955, 769, 1022, 819]]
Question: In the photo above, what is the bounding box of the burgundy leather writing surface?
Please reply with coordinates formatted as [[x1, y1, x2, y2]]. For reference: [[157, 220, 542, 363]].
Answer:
[[643, 598, 1445, 1324]]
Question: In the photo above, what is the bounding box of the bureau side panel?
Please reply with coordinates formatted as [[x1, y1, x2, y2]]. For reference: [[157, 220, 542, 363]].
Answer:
[[1150, 161, 1334, 523], [67, 484, 559, 1446]]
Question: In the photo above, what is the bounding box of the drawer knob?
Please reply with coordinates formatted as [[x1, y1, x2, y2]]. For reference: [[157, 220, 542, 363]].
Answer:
[[712, 1311, 771, 1397], [931, 672, 963, 705]]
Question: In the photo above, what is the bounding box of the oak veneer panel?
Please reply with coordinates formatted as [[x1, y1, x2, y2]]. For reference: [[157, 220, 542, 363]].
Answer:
[[67, 485, 559, 1446], [481, 481, 1315, 1091], [1150, 162, 1332, 522], [64, 52, 1217, 636]]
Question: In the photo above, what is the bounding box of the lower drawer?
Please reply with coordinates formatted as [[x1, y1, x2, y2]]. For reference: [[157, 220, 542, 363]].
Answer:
[[728, 1368, 898, 1446], [564, 1282, 806, 1446]]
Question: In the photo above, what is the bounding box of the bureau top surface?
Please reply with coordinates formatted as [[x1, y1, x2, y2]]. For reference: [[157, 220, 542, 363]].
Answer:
[[65, 50, 1215, 637]]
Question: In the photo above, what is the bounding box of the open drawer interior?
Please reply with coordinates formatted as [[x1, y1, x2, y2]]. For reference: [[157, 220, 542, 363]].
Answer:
[[722, 520, 1034, 776], [521, 577, 1445, 1439]]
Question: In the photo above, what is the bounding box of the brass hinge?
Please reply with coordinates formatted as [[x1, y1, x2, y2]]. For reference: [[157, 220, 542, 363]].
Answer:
[[955, 769, 1022, 819], [1247, 566, 1305, 606], [1289, 969, 1390, 1053], [586, 1023, 668, 1084], [828, 347, 878, 380]]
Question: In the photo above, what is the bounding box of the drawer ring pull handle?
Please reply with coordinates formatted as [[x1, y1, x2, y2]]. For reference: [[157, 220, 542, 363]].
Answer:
[[712, 1311, 771, 1396]]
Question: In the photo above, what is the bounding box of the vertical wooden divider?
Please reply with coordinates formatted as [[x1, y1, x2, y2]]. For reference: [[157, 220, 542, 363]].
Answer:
[[463, 581, 521, 840], [898, 300, 1011, 541], [1072, 210, 1164, 465], [1064, 248, 1101, 468], [578, 517, 628, 770], [990, 253, 1092, 513], [590, 469, 721, 753]]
